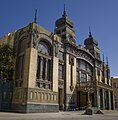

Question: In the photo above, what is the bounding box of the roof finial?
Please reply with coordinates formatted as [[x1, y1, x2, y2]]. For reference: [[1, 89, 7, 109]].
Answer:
[[103, 54, 104, 63], [89, 26, 92, 37], [106, 56, 109, 66], [62, 4, 67, 17], [34, 9, 37, 23]]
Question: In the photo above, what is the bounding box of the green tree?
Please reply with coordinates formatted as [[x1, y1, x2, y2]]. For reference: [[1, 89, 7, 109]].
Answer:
[[0, 44, 15, 81]]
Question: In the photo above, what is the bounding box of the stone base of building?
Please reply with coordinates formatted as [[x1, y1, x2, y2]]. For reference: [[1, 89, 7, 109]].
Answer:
[[12, 103, 59, 113]]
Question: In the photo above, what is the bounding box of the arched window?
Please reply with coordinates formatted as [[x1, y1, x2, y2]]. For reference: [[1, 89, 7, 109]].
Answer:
[[79, 60, 86, 70], [76, 59, 93, 83], [38, 41, 50, 55], [36, 41, 52, 90]]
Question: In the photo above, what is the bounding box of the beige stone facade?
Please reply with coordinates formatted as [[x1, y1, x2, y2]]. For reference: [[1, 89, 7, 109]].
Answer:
[[0, 9, 115, 113]]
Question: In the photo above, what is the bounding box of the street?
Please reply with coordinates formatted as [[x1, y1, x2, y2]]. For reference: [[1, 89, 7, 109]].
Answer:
[[0, 110, 118, 120]]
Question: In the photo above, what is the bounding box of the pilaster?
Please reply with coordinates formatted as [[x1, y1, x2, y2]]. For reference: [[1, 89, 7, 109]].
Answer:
[[52, 56, 58, 92], [23, 48, 37, 88], [102, 89, 105, 110], [39, 57, 43, 79], [44, 59, 48, 80], [94, 88, 100, 108], [108, 91, 111, 110]]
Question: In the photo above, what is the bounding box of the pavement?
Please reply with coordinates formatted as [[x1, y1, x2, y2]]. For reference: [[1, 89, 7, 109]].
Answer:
[[0, 110, 118, 120]]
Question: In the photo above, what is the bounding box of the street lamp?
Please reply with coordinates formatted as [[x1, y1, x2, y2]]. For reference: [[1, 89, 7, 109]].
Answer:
[[84, 82, 94, 115]]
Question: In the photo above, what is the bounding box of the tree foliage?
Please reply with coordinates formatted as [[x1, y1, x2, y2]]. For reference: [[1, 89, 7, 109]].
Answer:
[[0, 44, 15, 80]]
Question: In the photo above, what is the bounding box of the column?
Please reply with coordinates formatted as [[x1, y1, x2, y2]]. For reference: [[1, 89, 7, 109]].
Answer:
[[108, 91, 111, 110], [94, 88, 100, 109], [44, 59, 48, 80], [102, 89, 105, 110], [79, 71, 81, 82], [86, 74, 88, 82], [111, 92, 115, 110], [39, 57, 43, 79]]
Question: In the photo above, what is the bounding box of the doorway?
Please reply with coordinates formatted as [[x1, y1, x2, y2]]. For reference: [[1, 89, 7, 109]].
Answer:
[[58, 88, 64, 110]]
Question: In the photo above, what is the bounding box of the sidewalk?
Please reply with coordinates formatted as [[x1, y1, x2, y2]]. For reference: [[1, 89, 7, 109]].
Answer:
[[0, 110, 118, 120], [101, 110, 118, 115]]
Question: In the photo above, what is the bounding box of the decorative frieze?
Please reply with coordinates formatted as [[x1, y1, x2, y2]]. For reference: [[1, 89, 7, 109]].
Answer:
[[28, 89, 58, 104], [77, 50, 94, 65]]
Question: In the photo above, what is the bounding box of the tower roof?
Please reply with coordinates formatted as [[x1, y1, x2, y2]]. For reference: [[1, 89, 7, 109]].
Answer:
[[84, 29, 98, 46], [55, 5, 74, 28]]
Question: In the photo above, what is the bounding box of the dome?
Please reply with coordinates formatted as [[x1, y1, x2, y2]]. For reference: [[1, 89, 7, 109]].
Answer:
[[84, 37, 98, 46], [55, 15, 74, 29], [55, 5, 74, 29], [84, 31, 98, 46]]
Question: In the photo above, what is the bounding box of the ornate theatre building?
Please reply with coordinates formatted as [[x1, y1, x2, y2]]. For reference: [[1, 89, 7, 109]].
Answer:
[[0, 10, 115, 112]]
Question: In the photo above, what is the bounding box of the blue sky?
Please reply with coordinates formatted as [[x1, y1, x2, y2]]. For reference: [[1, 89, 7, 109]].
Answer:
[[0, 0, 118, 77]]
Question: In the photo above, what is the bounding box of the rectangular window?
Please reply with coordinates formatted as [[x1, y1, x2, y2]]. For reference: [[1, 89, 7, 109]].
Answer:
[[76, 71, 79, 82], [79, 60, 86, 70], [58, 51, 64, 60], [58, 64, 64, 79], [87, 64, 92, 75], [76, 59, 79, 68], [80, 73, 86, 82]]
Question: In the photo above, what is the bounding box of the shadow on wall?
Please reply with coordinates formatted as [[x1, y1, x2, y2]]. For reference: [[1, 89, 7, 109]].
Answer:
[[0, 78, 14, 112]]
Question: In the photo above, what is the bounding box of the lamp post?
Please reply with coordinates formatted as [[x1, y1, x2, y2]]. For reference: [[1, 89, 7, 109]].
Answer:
[[84, 82, 94, 115]]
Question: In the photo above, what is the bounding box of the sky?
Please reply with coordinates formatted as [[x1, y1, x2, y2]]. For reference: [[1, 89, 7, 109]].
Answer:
[[0, 0, 118, 77]]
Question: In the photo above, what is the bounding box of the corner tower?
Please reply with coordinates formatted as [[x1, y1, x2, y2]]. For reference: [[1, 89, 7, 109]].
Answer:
[[84, 30, 100, 60], [55, 5, 76, 45], [55, 6, 77, 110]]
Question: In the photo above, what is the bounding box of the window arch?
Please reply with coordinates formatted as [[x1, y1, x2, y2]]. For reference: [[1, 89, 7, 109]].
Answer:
[[76, 59, 93, 83], [36, 41, 52, 90], [38, 41, 51, 55]]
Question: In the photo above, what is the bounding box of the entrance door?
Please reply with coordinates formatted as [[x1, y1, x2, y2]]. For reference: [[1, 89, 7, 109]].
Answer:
[[77, 91, 87, 109], [58, 88, 63, 110]]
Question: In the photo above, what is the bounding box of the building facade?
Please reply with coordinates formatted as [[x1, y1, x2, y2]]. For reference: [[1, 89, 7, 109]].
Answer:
[[112, 77, 118, 110], [0, 10, 114, 113]]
